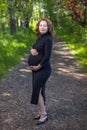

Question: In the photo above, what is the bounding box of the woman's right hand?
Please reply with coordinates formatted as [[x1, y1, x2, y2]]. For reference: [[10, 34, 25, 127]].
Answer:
[[30, 49, 38, 56]]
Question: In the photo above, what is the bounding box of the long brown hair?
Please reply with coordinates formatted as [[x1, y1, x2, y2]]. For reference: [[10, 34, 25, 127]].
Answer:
[[35, 18, 54, 38]]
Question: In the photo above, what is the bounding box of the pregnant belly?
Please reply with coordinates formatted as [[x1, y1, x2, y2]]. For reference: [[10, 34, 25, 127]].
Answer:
[[28, 54, 43, 66]]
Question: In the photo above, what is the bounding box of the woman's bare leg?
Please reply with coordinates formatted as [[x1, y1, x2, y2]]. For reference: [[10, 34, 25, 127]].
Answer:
[[38, 90, 46, 114], [37, 90, 48, 122]]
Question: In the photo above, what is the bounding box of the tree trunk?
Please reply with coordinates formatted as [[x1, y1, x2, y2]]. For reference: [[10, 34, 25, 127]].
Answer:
[[10, 17, 16, 34], [1, 23, 5, 32], [24, 17, 30, 29], [9, 0, 16, 34]]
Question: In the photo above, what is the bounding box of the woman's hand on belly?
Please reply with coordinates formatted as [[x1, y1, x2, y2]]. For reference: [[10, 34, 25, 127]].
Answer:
[[31, 49, 38, 56], [30, 64, 42, 71]]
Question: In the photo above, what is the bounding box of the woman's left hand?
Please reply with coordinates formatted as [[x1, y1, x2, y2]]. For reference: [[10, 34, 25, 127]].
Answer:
[[30, 64, 42, 71]]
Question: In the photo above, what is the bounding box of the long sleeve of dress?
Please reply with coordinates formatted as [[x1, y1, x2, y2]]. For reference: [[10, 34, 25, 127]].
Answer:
[[40, 38, 53, 67]]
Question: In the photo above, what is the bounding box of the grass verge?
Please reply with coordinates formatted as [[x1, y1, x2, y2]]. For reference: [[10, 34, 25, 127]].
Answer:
[[0, 28, 36, 81], [55, 26, 87, 72]]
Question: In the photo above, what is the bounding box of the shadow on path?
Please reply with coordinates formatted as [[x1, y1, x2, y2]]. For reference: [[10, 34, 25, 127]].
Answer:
[[0, 40, 87, 130]]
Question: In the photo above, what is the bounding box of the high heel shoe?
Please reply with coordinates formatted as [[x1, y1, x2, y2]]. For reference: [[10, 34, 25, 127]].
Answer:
[[36, 113, 48, 125], [33, 114, 41, 120]]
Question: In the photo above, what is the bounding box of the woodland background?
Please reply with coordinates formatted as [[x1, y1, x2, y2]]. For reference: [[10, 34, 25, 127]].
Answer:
[[0, 0, 87, 81]]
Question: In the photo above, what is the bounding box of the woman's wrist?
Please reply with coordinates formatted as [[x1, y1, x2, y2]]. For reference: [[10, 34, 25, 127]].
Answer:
[[37, 64, 42, 69]]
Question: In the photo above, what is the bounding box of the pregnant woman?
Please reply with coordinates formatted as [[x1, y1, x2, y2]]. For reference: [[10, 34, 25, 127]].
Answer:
[[28, 18, 54, 125]]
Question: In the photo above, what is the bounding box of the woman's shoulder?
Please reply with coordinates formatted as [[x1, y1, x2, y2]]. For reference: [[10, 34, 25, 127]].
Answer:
[[37, 33, 52, 44], [43, 34, 52, 41], [44, 34, 53, 43]]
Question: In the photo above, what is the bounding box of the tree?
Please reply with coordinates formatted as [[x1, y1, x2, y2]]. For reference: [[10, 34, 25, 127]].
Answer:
[[0, 0, 9, 32], [14, 0, 34, 29], [62, 0, 87, 27], [9, 0, 16, 34], [0, 0, 35, 34]]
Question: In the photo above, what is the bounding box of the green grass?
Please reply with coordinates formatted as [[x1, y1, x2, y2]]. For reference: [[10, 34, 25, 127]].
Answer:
[[0, 28, 36, 81], [55, 25, 87, 72]]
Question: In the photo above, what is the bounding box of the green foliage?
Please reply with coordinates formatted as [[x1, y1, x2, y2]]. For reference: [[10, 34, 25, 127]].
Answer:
[[55, 19, 87, 72], [0, 28, 36, 81]]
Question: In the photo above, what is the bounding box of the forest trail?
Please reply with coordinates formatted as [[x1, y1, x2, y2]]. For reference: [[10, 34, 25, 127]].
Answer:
[[0, 38, 87, 130]]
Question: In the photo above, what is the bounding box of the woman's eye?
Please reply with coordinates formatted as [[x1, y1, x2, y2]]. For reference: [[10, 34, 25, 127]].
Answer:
[[39, 25, 47, 27]]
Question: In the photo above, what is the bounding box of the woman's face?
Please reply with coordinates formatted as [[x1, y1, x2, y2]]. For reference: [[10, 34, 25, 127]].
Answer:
[[39, 20, 48, 35]]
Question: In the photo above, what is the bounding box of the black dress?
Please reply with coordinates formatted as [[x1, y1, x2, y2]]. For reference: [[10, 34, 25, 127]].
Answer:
[[28, 33, 53, 105]]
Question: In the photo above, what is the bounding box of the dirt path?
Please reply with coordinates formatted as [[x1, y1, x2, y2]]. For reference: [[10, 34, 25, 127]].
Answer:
[[0, 39, 87, 130]]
